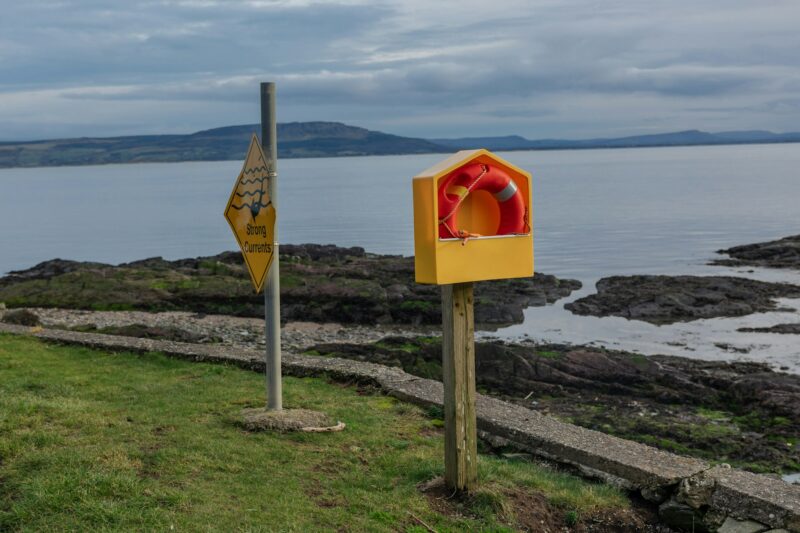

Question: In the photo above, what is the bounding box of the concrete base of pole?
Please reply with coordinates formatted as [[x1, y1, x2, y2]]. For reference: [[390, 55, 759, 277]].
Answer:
[[240, 408, 345, 433]]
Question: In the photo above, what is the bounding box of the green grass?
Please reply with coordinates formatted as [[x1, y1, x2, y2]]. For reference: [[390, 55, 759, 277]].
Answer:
[[626, 353, 650, 368], [374, 341, 420, 353], [696, 408, 730, 422], [0, 334, 628, 532]]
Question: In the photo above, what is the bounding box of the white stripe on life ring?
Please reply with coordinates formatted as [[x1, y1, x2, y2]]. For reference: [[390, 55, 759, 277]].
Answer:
[[493, 180, 518, 202]]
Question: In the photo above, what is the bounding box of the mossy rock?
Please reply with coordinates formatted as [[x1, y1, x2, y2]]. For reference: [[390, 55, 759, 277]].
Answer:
[[1, 309, 41, 327]]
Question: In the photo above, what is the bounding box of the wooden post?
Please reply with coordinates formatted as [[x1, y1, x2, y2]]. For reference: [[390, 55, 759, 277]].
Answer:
[[441, 282, 478, 491]]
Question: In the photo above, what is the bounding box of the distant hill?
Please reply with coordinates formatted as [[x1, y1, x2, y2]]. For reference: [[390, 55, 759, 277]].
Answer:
[[0, 122, 444, 169], [1, 123, 798, 169], [431, 129, 800, 151]]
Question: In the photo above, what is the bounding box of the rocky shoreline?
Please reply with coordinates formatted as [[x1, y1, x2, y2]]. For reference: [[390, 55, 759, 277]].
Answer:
[[0, 244, 580, 328], [6, 237, 800, 330]]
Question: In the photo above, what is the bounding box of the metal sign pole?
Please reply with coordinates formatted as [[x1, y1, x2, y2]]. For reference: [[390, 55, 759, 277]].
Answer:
[[261, 82, 282, 411]]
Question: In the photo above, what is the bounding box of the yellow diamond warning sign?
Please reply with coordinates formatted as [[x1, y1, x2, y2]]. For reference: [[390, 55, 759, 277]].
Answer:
[[224, 134, 276, 293]]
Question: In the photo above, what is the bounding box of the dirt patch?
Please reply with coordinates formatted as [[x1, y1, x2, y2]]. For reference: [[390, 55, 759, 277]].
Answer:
[[311, 458, 347, 475], [500, 487, 566, 532], [419, 425, 444, 438], [579, 506, 661, 532], [152, 425, 175, 436], [138, 443, 163, 480], [304, 484, 345, 509], [417, 477, 662, 532]]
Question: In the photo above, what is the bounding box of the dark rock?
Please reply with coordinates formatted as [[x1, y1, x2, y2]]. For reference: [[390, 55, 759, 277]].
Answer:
[[726, 373, 800, 418], [738, 323, 800, 335], [658, 498, 708, 532], [280, 243, 366, 261], [713, 235, 800, 270], [1, 309, 41, 327], [0, 258, 108, 285], [121, 257, 172, 269], [565, 275, 800, 324], [715, 343, 751, 354], [70, 323, 216, 344], [677, 470, 716, 509]]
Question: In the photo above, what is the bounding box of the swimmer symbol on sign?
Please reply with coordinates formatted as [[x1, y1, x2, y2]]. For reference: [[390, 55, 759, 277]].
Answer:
[[224, 134, 277, 293]]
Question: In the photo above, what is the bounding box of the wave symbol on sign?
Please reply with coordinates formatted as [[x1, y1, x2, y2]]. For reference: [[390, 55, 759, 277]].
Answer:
[[231, 162, 272, 219]]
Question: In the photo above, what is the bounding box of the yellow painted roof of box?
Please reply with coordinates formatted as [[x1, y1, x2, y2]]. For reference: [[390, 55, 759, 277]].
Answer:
[[413, 149, 532, 180]]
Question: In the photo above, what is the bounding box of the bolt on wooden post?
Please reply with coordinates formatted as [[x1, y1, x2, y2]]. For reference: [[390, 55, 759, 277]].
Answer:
[[412, 150, 534, 492]]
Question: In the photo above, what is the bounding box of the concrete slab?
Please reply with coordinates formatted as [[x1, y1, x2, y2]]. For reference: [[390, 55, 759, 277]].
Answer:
[[709, 466, 800, 530], [474, 393, 709, 488], [717, 516, 769, 533]]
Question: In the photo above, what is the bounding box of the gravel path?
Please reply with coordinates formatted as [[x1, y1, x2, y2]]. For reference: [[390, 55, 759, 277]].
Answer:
[[14, 308, 438, 353]]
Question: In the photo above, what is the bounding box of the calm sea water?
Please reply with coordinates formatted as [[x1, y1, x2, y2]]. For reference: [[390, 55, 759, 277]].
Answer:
[[1, 144, 800, 369]]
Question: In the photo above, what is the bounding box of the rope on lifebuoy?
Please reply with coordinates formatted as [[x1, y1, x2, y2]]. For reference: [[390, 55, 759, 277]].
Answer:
[[438, 163, 526, 244], [438, 163, 488, 241]]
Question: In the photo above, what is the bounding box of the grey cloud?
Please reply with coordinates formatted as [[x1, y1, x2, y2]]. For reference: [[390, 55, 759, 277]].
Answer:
[[0, 1, 388, 88], [0, 0, 799, 140]]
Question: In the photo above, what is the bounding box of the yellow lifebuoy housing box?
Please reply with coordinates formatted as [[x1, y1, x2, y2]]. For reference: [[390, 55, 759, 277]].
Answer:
[[413, 149, 533, 285]]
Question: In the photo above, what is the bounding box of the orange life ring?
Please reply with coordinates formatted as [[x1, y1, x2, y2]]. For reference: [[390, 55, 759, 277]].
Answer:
[[438, 163, 527, 239]]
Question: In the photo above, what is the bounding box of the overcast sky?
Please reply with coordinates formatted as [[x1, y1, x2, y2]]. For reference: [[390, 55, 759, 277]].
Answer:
[[1, 0, 799, 141]]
